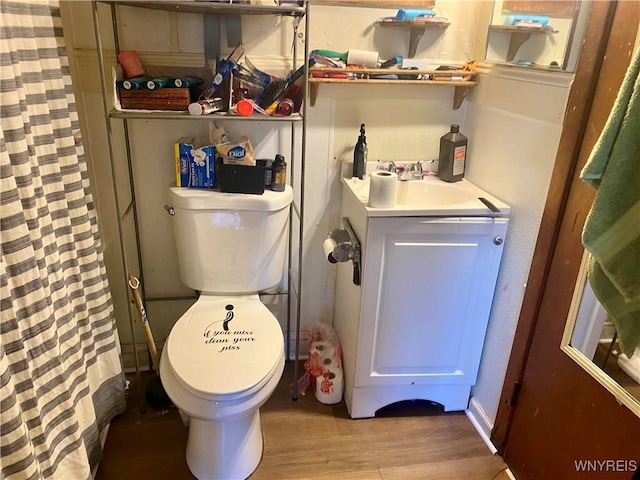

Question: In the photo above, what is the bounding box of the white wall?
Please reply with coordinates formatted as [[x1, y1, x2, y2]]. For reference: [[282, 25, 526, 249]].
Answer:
[[61, 1, 576, 428], [464, 66, 572, 422]]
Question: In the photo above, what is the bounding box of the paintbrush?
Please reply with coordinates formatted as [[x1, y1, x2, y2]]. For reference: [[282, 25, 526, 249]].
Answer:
[[257, 57, 316, 109]]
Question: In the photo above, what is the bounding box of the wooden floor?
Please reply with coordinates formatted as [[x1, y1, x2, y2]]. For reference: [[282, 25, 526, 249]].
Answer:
[[96, 364, 509, 480]]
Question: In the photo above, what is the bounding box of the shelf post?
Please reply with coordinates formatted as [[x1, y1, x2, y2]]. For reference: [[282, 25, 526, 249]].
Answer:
[[92, 1, 145, 413], [309, 82, 319, 107], [408, 26, 426, 58], [291, 0, 310, 402], [453, 86, 470, 110], [506, 31, 533, 62]]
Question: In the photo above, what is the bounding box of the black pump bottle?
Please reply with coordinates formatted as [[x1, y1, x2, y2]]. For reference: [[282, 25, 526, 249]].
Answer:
[[353, 124, 367, 179]]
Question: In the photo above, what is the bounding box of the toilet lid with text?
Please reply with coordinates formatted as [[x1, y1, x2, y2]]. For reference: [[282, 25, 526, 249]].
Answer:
[[166, 295, 284, 397]]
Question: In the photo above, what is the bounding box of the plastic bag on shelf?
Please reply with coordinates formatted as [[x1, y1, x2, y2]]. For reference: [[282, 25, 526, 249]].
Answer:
[[233, 56, 273, 95], [200, 44, 244, 101]]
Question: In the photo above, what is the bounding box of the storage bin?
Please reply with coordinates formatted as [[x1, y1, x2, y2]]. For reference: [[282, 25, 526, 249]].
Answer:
[[120, 87, 191, 111], [218, 163, 265, 195]]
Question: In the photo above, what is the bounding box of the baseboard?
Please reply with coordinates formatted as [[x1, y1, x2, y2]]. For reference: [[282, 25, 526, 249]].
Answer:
[[505, 468, 518, 479], [466, 397, 498, 455]]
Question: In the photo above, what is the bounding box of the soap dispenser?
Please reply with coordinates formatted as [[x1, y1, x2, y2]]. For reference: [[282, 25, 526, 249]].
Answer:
[[352, 124, 367, 179]]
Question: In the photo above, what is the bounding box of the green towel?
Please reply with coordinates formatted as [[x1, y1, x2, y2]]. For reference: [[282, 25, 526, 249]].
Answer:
[[580, 46, 640, 358]]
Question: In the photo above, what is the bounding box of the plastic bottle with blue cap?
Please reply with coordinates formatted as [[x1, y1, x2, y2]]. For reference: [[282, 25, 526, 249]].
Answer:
[[395, 9, 435, 21]]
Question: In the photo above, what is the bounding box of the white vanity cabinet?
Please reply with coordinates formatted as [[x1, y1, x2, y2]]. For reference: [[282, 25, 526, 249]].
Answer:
[[334, 178, 509, 418]]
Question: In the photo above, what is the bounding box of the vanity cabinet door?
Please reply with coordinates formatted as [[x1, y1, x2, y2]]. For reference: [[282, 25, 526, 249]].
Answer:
[[355, 216, 508, 388]]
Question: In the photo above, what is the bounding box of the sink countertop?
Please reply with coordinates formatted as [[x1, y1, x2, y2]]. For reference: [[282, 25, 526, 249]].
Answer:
[[341, 174, 511, 217]]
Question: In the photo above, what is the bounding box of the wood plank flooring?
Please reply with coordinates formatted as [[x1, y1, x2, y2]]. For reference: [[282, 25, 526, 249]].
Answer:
[[96, 364, 508, 480]]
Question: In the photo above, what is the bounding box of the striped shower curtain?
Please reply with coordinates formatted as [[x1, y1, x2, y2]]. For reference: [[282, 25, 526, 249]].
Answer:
[[0, 1, 126, 479]]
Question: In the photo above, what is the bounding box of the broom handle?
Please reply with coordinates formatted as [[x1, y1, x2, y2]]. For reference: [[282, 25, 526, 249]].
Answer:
[[128, 275, 160, 372]]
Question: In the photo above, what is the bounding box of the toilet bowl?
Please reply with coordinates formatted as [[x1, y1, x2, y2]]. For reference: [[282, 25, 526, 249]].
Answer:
[[162, 185, 293, 479], [160, 294, 285, 480]]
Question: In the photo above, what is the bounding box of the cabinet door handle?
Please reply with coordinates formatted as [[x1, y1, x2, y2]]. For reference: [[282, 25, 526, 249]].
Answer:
[[353, 259, 361, 286], [494, 236, 504, 245]]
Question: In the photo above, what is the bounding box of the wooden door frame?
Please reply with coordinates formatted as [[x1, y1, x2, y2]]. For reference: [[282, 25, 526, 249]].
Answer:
[[490, 0, 620, 453]]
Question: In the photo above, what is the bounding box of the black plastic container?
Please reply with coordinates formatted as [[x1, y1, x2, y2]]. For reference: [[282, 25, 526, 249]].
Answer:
[[437, 124, 467, 183], [218, 163, 265, 194]]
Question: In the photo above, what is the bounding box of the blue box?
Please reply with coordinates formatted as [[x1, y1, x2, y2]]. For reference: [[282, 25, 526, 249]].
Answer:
[[175, 137, 216, 189]]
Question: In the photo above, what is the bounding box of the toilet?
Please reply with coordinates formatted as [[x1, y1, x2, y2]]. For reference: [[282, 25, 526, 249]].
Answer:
[[159, 185, 293, 480]]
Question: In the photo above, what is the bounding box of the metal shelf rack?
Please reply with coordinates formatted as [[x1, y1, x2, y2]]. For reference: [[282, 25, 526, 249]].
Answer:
[[92, 0, 310, 409]]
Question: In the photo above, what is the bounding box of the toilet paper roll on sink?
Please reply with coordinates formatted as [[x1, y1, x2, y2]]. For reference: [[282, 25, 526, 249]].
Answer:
[[368, 170, 398, 208]]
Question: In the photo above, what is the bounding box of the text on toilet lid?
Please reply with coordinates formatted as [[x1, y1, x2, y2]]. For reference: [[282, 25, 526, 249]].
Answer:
[[202, 303, 257, 353]]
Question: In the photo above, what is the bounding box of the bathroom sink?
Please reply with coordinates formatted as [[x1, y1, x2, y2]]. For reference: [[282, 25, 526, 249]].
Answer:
[[342, 174, 510, 217]]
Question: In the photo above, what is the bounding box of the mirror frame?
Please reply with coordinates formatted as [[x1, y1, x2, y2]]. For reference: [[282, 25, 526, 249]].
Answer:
[[561, 249, 640, 417]]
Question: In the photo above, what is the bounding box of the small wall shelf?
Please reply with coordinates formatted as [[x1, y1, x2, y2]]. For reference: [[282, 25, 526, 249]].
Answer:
[[308, 67, 478, 110], [488, 24, 557, 62], [377, 18, 449, 58]]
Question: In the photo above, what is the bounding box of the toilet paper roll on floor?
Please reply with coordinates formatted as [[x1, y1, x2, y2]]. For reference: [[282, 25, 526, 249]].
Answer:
[[315, 367, 344, 405], [369, 170, 398, 208], [310, 342, 338, 366], [310, 341, 335, 358]]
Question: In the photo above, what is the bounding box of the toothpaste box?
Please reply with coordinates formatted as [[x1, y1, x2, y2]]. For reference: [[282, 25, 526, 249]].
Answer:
[[175, 137, 216, 189]]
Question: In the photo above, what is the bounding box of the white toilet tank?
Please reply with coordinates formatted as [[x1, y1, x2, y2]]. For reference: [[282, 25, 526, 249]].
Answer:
[[169, 186, 293, 293]]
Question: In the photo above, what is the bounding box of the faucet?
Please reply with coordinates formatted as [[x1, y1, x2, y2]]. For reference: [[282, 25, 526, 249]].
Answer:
[[383, 161, 429, 180], [398, 161, 425, 181], [386, 161, 410, 178], [387, 161, 397, 174]]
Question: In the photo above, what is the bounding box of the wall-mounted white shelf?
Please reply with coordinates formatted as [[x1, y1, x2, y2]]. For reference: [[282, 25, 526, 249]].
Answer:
[[377, 18, 449, 58], [309, 66, 478, 110], [488, 24, 557, 62]]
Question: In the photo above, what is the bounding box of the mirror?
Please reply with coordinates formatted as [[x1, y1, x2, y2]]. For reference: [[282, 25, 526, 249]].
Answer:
[[485, 0, 590, 71], [562, 250, 640, 415]]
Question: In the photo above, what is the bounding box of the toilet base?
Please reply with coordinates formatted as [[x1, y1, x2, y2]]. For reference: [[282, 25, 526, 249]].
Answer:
[[186, 409, 262, 480]]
